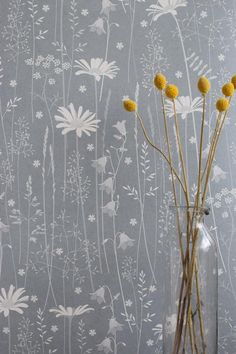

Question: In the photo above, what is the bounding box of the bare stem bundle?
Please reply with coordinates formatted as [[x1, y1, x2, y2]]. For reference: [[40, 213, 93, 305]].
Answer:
[[123, 73, 235, 353]]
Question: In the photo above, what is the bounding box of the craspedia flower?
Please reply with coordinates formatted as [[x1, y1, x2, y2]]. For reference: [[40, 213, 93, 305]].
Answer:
[[198, 76, 211, 95], [222, 82, 234, 97], [123, 99, 137, 112], [165, 84, 179, 99], [216, 98, 230, 112], [154, 73, 167, 90], [231, 75, 236, 89]]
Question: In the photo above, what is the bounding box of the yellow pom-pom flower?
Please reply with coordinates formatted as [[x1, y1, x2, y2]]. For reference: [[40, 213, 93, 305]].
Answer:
[[198, 76, 211, 95], [231, 75, 236, 89], [222, 82, 234, 97], [216, 98, 230, 112], [154, 73, 167, 90], [165, 84, 179, 99], [123, 99, 137, 112]]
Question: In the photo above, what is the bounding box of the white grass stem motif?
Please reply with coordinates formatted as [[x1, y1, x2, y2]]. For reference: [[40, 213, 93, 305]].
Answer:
[[94, 79, 103, 273], [76, 139, 95, 292], [134, 127, 157, 283], [173, 15, 199, 166], [112, 232, 133, 333], [128, 0, 137, 83], [101, 91, 111, 273], [42, 128, 57, 309], [16, 151, 23, 264], [99, 15, 110, 102]]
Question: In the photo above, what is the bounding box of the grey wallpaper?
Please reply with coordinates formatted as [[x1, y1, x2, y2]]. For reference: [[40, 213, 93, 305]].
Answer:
[[0, 0, 236, 353]]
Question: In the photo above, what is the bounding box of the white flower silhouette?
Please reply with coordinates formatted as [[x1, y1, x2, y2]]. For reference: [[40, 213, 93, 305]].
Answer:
[[100, 0, 116, 16], [89, 18, 106, 35], [74, 58, 119, 82], [165, 96, 203, 119], [0, 222, 9, 233], [117, 233, 135, 250], [49, 304, 94, 318], [97, 337, 113, 353], [55, 103, 100, 137], [0, 285, 29, 317], [107, 317, 123, 335], [90, 287, 106, 304], [146, 0, 187, 21], [113, 120, 127, 136], [211, 165, 227, 183], [165, 313, 177, 334], [102, 201, 117, 217], [92, 157, 108, 173], [99, 177, 113, 194]]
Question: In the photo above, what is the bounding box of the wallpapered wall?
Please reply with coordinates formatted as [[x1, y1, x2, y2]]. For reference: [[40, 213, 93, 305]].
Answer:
[[0, 0, 236, 353]]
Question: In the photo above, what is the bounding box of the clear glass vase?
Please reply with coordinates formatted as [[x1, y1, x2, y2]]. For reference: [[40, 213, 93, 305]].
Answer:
[[163, 206, 218, 354]]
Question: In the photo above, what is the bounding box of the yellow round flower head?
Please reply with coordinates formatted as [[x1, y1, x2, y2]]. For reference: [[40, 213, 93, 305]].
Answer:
[[222, 82, 234, 97], [165, 84, 179, 99], [198, 76, 211, 95], [154, 73, 167, 90], [231, 75, 236, 89], [216, 98, 230, 112], [123, 99, 137, 112]]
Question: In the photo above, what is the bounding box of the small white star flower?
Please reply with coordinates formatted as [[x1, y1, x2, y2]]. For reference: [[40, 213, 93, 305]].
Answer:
[[87, 144, 94, 152], [125, 299, 133, 307], [189, 136, 196, 144], [140, 20, 148, 27], [33, 160, 41, 168], [88, 214, 96, 222], [81, 9, 89, 16], [55, 248, 63, 255], [79, 85, 87, 93], [124, 157, 132, 165], [9, 80, 17, 87], [149, 285, 157, 293], [75, 287, 82, 295], [175, 71, 183, 79], [218, 53, 225, 62], [146, 339, 154, 347], [200, 10, 207, 18], [51, 325, 58, 333], [89, 329, 96, 336], [30, 295, 38, 303], [36, 111, 43, 119], [42, 5, 50, 12], [116, 42, 124, 50], [48, 78, 56, 85], [3, 327, 10, 334], [130, 218, 137, 226], [8, 199, 15, 207]]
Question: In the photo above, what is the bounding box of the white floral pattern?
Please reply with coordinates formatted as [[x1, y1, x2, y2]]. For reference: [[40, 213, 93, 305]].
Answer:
[[0, 0, 235, 353]]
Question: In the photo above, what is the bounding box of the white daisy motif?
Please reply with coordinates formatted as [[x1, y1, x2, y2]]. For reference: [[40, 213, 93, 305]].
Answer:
[[146, 0, 187, 21], [165, 96, 203, 119], [55, 103, 100, 137], [49, 304, 94, 318], [74, 58, 119, 82], [0, 285, 29, 317]]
